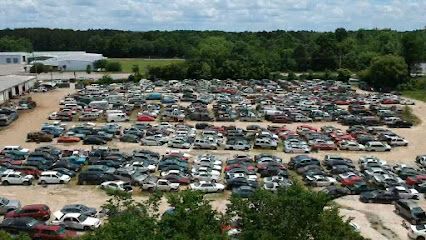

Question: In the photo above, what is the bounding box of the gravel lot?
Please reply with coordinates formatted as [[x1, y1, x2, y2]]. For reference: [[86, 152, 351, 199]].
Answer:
[[0, 85, 425, 239]]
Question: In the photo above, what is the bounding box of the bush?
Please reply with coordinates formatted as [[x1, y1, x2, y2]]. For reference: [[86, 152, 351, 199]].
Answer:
[[337, 68, 351, 82], [30, 63, 50, 73], [105, 62, 122, 72], [94, 59, 108, 69]]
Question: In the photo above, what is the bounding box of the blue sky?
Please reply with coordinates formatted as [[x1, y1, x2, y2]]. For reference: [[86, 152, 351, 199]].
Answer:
[[0, 0, 424, 31]]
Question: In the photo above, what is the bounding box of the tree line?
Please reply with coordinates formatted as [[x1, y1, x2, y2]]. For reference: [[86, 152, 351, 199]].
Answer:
[[0, 28, 424, 88], [0, 185, 365, 240]]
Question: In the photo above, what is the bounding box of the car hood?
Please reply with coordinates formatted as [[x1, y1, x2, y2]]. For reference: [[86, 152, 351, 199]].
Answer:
[[6, 199, 21, 208], [83, 217, 101, 226]]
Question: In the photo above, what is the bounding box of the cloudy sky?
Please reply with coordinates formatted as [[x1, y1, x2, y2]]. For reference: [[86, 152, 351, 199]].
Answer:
[[0, 0, 424, 31]]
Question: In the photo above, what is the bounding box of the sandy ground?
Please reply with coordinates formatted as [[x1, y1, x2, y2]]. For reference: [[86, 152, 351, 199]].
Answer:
[[1, 86, 426, 239]]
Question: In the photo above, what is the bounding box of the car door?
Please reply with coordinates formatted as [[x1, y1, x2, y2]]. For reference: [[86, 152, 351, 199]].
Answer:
[[10, 174, 20, 184], [62, 217, 74, 229]]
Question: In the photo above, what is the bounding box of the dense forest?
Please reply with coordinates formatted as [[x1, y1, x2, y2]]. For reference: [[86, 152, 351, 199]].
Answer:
[[0, 28, 425, 81]]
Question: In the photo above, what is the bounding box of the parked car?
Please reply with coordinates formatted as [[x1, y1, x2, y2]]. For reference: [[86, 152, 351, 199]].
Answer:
[[0, 217, 42, 235], [32, 224, 77, 240], [189, 181, 225, 193], [39, 171, 71, 185], [26, 132, 53, 142], [359, 190, 399, 203], [60, 204, 97, 217], [232, 186, 256, 198], [394, 199, 426, 225], [100, 180, 133, 193], [364, 141, 391, 152], [1, 171, 33, 185], [0, 197, 21, 215], [5, 204, 50, 221], [52, 212, 101, 230]]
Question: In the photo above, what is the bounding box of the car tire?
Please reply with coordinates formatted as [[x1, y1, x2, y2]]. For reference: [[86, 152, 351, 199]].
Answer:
[[59, 180, 64, 184], [83, 226, 91, 231], [24, 181, 31, 186], [417, 237, 425, 240], [368, 199, 373, 203]]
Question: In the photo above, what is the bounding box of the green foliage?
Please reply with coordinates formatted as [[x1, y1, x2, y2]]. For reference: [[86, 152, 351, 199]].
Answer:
[[97, 74, 114, 84], [287, 71, 297, 80], [131, 64, 140, 75], [0, 36, 32, 52], [148, 62, 189, 80], [401, 33, 425, 73], [30, 63, 50, 73], [401, 105, 421, 125], [86, 64, 92, 74], [362, 54, 408, 90], [105, 61, 122, 72], [337, 68, 352, 82], [94, 59, 108, 69], [0, 231, 31, 240], [227, 185, 364, 240]]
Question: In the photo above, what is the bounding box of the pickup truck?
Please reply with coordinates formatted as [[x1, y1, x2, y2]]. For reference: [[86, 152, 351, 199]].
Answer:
[[141, 179, 180, 192]]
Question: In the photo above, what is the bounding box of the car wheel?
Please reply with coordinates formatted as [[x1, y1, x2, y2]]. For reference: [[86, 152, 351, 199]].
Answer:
[[395, 208, 400, 214], [24, 181, 31, 186], [40, 180, 46, 185], [83, 226, 91, 231], [417, 237, 425, 240], [2, 181, 9, 185], [59, 180, 64, 184], [368, 199, 373, 203]]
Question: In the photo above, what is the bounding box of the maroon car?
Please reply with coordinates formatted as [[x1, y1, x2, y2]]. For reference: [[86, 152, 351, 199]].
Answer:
[[32, 225, 77, 240], [5, 204, 51, 221]]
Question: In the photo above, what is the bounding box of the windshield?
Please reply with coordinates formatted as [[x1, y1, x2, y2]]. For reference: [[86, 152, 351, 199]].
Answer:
[[0, 198, 8, 205], [78, 214, 88, 222]]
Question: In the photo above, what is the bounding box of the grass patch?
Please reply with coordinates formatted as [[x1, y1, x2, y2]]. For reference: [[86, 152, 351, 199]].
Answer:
[[401, 106, 422, 126], [402, 90, 426, 102], [110, 58, 185, 74]]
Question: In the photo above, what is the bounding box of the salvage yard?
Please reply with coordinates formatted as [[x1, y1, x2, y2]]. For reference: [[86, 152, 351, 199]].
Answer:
[[1, 80, 426, 239]]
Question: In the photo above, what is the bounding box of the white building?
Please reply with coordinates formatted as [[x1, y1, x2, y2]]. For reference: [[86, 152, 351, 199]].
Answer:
[[33, 52, 106, 71], [0, 51, 106, 71], [0, 75, 36, 104], [0, 52, 28, 65]]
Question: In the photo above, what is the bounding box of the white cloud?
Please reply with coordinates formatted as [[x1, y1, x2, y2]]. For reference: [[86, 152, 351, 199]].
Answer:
[[0, 0, 424, 31]]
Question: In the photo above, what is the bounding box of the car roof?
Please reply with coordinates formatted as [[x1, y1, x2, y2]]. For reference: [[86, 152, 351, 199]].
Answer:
[[22, 204, 48, 209], [41, 171, 59, 174]]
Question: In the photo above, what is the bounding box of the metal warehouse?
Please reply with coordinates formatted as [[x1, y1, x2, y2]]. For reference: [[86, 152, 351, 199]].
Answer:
[[0, 75, 36, 104]]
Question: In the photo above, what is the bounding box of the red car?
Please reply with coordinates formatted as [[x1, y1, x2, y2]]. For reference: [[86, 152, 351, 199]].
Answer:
[[32, 225, 77, 240], [164, 175, 191, 184], [5, 204, 51, 221], [225, 163, 255, 172], [57, 136, 81, 143], [335, 100, 350, 105], [14, 166, 42, 179], [340, 176, 363, 186], [137, 114, 156, 121], [406, 175, 426, 186]]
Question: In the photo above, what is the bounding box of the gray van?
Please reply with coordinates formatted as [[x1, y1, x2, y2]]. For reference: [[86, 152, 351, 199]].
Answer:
[[395, 199, 426, 224]]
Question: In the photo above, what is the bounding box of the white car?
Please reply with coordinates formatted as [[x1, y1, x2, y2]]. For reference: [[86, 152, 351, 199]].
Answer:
[[388, 137, 409, 147], [305, 175, 337, 187], [1, 172, 33, 185], [364, 141, 391, 152], [39, 171, 71, 184], [2, 145, 29, 154], [189, 181, 225, 193], [52, 211, 101, 230], [408, 224, 426, 239], [100, 180, 133, 192], [191, 167, 221, 177], [338, 141, 365, 151], [389, 186, 420, 200], [192, 171, 220, 182]]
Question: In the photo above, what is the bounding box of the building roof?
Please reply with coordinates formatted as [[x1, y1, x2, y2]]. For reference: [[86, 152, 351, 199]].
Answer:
[[0, 52, 27, 56], [0, 75, 36, 93]]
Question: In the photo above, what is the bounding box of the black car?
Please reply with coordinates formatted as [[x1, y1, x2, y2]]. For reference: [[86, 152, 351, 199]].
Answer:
[[51, 159, 81, 172], [0, 217, 42, 235], [359, 190, 399, 203], [119, 134, 140, 143], [387, 120, 413, 128], [346, 182, 373, 195], [51, 168, 77, 177], [77, 172, 117, 185], [226, 177, 258, 190], [83, 136, 107, 145], [61, 204, 97, 217], [321, 186, 350, 199]]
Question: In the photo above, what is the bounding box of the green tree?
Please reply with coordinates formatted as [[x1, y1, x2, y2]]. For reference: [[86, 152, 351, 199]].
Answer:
[[292, 44, 310, 71], [287, 71, 297, 80], [30, 63, 49, 73], [105, 61, 122, 72], [335, 28, 348, 42], [0, 231, 31, 240], [94, 59, 108, 70], [131, 64, 140, 75], [86, 64, 92, 74], [401, 33, 425, 73], [363, 54, 408, 90], [337, 68, 352, 82], [227, 185, 363, 240]]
